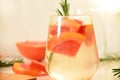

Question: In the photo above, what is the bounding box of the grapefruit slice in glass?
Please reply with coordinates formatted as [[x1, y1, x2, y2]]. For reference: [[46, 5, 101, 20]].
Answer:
[[48, 18, 82, 36], [77, 24, 95, 46], [84, 24, 95, 46], [48, 32, 85, 57]]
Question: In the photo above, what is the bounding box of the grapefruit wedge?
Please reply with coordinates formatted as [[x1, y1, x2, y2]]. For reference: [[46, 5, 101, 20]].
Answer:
[[48, 25, 70, 36], [62, 18, 82, 32], [12, 62, 41, 76], [84, 24, 95, 46], [48, 32, 85, 57], [48, 18, 82, 36], [16, 41, 46, 61], [77, 24, 95, 46]]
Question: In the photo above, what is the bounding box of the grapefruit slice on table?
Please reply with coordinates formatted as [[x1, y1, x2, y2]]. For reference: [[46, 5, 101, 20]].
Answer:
[[29, 60, 47, 73], [12, 62, 42, 76], [12, 62, 48, 76], [16, 41, 46, 61], [48, 32, 85, 57]]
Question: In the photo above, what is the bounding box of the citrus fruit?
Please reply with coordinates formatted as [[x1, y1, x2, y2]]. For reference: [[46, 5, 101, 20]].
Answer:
[[48, 18, 82, 36], [77, 25, 86, 35], [48, 32, 85, 57], [49, 25, 70, 36], [16, 41, 46, 61], [47, 36, 58, 50], [0, 54, 2, 59], [12, 62, 42, 76], [77, 24, 95, 46], [29, 60, 47, 73], [74, 19, 83, 24], [53, 40, 81, 57], [84, 24, 95, 46], [62, 18, 82, 31]]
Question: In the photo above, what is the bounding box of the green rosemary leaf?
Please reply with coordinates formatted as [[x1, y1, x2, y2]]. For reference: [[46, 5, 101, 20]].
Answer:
[[100, 55, 120, 62], [64, 0, 69, 16], [48, 52, 54, 64], [56, 8, 63, 16], [0, 57, 23, 67], [118, 74, 120, 78], [66, 4, 70, 15], [60, 2, 65, 14], [114, 71, 120, 76], [112, 68, 120, 78], [56, 0, 70, 16], [103, 54, 120, 78], [48, 52, 54, 71]]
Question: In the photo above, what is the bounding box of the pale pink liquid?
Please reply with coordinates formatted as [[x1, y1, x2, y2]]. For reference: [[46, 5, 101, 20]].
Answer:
[[45, 17, 99, 80]]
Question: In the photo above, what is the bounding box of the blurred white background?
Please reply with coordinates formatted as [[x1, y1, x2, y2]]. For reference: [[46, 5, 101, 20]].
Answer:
[[0, 0, 120, 57]]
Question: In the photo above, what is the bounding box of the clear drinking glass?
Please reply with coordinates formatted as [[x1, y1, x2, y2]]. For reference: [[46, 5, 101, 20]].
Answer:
[[45, 14, 99, 80]]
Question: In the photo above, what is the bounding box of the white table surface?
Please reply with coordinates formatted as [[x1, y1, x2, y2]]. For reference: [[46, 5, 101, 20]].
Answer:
[[92, 61, 120, 80], [0, 56, 120, 80]]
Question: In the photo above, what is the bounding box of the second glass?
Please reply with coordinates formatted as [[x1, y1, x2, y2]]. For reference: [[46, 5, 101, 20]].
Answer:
[[45, 14, 99, 80]]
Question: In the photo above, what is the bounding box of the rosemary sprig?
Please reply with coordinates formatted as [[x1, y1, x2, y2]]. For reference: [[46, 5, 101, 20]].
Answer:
[[47, 52, 54, 72], [99, 54, 120, 78], [100, 55, 120, 62], [56, 0, 70, 16], [112, 68, 120, 78], [0, 57, 23, 67]]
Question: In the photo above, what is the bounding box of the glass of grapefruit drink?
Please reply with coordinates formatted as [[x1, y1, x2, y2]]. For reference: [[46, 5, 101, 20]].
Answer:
[[45, 14, 99, 80]]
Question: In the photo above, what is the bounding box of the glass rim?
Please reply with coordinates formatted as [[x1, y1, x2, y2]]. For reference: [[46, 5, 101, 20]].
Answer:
[[51, 9, 94, 17], [50, 14, 93, 17]]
